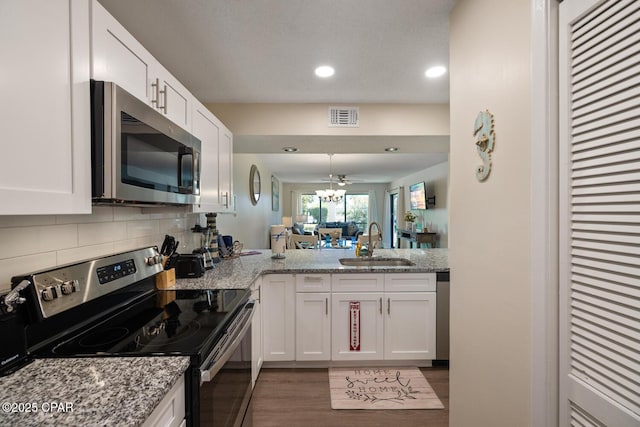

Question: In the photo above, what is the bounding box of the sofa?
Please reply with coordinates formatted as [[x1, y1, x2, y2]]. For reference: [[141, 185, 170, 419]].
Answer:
[[314, 221, 363, 238], [291, 223, 314, 235]]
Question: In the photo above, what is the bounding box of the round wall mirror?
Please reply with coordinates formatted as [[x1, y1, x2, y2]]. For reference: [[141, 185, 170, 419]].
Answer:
[[249, 164, 261, 205]]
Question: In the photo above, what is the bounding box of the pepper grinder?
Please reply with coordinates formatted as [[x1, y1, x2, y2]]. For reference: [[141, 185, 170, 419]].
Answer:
[[206, 213, 220, 263]]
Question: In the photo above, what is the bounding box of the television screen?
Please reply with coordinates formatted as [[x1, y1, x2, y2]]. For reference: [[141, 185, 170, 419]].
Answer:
[[409, 182, 427, 210]]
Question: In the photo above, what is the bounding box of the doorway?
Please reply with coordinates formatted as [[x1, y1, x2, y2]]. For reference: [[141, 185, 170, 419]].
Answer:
[[390, 192, 399, 248]]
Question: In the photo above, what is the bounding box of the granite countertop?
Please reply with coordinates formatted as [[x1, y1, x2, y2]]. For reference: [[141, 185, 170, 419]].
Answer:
[[0, 356, 190, 427], [175, 248, 448, 290]]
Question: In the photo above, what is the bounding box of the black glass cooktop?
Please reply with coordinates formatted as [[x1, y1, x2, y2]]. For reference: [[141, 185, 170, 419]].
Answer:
[[37, 288, 249, 365]]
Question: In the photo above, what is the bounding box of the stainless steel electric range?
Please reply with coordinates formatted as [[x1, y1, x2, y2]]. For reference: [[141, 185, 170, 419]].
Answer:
[[6, 247, 254, 427]]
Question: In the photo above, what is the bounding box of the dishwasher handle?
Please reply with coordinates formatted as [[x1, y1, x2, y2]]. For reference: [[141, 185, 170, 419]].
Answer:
[[200, 301, 254, 384]]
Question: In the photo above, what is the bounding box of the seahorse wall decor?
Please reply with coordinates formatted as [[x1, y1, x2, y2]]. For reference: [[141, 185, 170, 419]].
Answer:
[[473, 110, 495, 181]]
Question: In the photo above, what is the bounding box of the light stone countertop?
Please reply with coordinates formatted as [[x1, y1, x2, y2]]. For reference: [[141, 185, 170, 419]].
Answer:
[[175, 248, 449, 290], [0, 356, 190, 427]]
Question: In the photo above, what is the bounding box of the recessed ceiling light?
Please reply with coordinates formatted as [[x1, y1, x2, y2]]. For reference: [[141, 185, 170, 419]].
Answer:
[[282, 147, 298, 152], [314, 65, 335, 78], [425, 66, 447, 78], [384, 147, 399, 152]]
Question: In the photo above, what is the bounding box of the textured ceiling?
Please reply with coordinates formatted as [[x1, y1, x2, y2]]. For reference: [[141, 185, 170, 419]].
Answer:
[[98, 0, 455, 103], [98, 0, 455, 183]]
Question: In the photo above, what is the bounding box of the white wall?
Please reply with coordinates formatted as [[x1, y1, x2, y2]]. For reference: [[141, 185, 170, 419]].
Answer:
[[207, 103, 449, 136], [389, 160, 449, 248], [449, 0, 532, 425], [215, 154, 282, 249], [0, 207, 202, 292]]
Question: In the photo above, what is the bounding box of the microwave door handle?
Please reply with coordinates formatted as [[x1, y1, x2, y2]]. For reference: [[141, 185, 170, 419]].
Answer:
[[200, 304, 255, 384], [178, 147, 194, 189], [193, 150, 200, 194]]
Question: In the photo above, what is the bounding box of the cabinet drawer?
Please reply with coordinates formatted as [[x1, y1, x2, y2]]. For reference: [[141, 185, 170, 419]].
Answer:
[[331, 274, 384, 292], [384, 273, 436, 292], [296, 274, 331, 292]]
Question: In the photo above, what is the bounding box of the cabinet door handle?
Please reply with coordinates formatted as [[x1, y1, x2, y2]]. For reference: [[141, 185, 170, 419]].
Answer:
[[151, 78, 160, 107], [379, 297, 382, 315], [304, 276, 323, 282], [325, 297, 328, 316], [257, 285, 261, 303], [159, 84, 167, 113], [222, 192, 229, 208], [387, 298, 391, 315]]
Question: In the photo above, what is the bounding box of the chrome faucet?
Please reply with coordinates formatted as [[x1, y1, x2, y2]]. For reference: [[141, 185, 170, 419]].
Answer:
[[367, 221, 382, 257]]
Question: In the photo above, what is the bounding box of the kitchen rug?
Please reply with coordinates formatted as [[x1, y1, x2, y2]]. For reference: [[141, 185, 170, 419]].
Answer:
[[328, 367, 444, 410]]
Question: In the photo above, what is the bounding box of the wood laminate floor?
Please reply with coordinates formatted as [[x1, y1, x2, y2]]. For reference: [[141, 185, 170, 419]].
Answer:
[[243, 367, 449, 427]]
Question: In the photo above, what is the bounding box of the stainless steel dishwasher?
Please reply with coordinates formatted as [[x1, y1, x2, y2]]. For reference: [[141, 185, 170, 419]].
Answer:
[[436, 271, 450, 361]]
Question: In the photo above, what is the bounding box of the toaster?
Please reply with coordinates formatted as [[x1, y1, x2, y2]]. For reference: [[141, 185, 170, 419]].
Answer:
[[175, 254, 206, 278]]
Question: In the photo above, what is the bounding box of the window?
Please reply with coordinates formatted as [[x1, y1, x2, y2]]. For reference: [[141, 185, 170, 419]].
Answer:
[[298, 193, 369, 230]]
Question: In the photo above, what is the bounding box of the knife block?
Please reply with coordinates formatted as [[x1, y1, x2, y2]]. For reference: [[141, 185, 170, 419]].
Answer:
[[155, 268, 176, 289]]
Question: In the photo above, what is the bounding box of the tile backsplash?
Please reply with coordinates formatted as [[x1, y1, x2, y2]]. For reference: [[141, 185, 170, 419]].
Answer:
[[0, 206, 204, 291]]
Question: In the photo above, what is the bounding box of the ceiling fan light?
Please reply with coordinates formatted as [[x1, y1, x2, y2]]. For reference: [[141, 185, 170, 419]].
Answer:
[[316, 153, 346, 203], [337, 181, 346, 186]]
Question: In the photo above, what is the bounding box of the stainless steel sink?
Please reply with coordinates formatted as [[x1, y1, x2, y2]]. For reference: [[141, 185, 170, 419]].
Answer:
[[339, 257, 415, 267]]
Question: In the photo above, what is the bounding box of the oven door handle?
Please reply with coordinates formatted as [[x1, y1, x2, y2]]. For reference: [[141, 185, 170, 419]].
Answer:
[[200, 302, 254, 384]]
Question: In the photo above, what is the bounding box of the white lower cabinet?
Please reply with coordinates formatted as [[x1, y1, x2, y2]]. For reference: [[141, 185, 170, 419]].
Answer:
[[296, 292, 331, 361], [261, 272, 437, 363], [294, 274, 331, 361], [261, 275, 296, 361], [142, 375, 185, 427], [331, 292, 384, 360], [251, 278, 263, 386], [331, 273, 437, 361], [383, 292, 437, 360]]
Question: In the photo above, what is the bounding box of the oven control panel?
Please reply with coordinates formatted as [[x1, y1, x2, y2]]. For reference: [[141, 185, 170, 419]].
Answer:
[[96, 259, 137, 284], [17, 247, 163, 319]]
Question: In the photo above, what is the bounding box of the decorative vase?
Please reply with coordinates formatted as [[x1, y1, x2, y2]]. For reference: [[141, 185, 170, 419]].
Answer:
[[405, 221, 413, 230]]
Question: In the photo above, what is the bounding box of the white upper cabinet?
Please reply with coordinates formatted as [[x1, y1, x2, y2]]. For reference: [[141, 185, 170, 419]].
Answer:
[[0, 0, 91, 215], [218, 125, 234, 212], [91, 0, 152, 102], [153, 68, 192, 131], [192, 100, 235, 213], [91, 0, 192, 131], [192, 100, 222, 212]]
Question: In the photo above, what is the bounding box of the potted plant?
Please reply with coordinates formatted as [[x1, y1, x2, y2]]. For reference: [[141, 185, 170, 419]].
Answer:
[[404, 211, 417, 230]]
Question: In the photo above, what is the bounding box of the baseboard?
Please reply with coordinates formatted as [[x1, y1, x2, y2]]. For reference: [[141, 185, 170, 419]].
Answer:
[[262, 360, 435, 369]]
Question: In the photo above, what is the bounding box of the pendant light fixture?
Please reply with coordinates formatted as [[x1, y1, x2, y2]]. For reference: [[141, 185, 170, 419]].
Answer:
[[316, 154, 346, 203]]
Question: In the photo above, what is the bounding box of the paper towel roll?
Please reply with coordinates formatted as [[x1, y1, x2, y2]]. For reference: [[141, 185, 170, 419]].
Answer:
[[270, 225, 286, 255]]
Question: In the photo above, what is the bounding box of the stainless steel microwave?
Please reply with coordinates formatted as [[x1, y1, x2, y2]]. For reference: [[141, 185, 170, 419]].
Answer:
[[91, 80, 201, 206]]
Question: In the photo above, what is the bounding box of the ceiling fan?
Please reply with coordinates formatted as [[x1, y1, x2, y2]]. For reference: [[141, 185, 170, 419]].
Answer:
[[336, 175, 352, 186], [320, 174, 362, 186]]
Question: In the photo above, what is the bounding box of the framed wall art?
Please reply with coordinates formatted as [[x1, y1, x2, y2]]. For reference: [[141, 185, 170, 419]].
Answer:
[[271, 175, 279, 211]]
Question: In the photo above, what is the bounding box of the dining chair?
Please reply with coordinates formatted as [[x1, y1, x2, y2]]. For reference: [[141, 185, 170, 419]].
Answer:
[[289, 234, 319, 249], [318, 228, 342, 240]]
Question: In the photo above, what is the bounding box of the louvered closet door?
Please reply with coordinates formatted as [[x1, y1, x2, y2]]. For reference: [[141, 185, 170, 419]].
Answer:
[[559, 1, 640, 426]]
